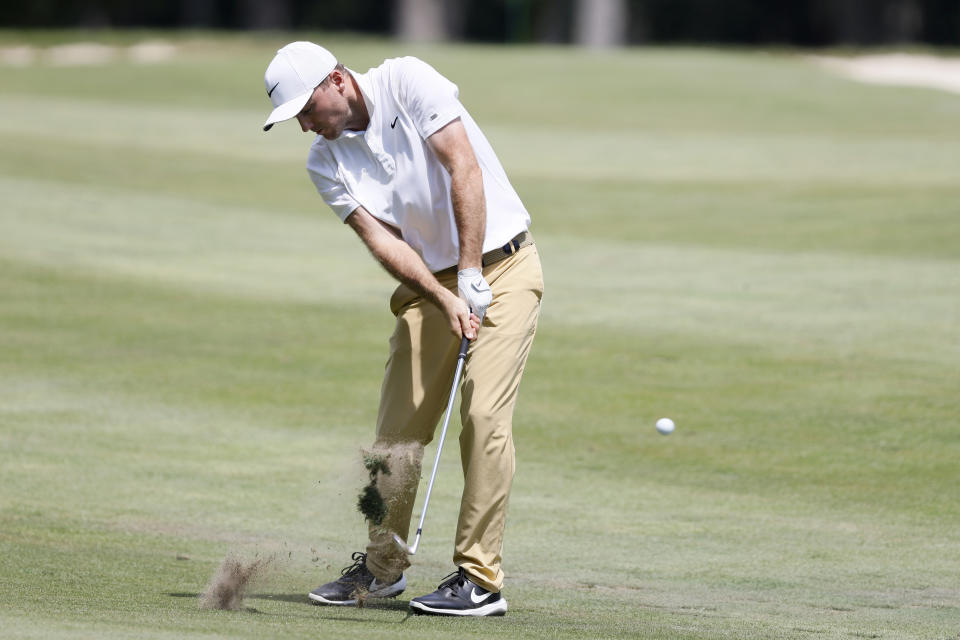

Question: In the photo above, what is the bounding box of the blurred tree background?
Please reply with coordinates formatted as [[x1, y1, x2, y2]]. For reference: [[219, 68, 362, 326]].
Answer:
[[2, 0, 958, 46]]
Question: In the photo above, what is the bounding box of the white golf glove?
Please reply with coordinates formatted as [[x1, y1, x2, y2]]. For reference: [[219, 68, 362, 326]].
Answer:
[[457, 267, 492, 321]]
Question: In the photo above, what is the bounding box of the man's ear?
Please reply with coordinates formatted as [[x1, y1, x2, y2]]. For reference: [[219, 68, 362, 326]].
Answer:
[[330, 69, 346, 93]]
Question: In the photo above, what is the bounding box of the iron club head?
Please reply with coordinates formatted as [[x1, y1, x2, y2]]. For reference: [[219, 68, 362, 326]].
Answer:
[[393, 532, 419, 555]]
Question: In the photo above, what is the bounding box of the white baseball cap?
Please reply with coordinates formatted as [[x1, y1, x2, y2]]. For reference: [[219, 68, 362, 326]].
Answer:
[[262, 41, 337, 131]]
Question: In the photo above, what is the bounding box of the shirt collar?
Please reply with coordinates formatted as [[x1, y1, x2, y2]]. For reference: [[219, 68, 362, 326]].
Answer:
[[340, 67, 375, 141]]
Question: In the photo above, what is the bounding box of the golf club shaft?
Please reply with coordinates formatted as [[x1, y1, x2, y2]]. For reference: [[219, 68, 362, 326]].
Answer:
[[395, 335, 470, 554]]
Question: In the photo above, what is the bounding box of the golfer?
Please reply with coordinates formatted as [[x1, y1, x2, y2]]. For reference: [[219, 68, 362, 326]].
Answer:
[[262, 42, 543, 616]]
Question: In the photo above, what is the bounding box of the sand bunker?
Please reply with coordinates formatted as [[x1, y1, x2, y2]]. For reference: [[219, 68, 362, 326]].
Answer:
[[811, 53, 960, 95]]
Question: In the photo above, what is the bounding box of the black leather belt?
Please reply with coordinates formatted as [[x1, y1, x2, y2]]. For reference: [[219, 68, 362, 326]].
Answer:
[[434, 231, 534, 277]]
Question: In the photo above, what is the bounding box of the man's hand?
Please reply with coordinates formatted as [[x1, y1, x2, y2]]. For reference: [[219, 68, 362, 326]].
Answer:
[[457, 267, 492, 322], [441, 289, 482, 340]]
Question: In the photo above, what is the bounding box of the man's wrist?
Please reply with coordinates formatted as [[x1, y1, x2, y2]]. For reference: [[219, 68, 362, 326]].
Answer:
[[458, 260, 482, 272], [458, 266, 481, 278]]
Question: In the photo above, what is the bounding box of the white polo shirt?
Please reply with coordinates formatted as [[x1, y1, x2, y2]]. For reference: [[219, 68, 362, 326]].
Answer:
[[306, 56, 530, 273]]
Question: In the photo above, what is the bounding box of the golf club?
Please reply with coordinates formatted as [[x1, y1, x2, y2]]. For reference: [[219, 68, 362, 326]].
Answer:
[[393, 334, 470, 555]]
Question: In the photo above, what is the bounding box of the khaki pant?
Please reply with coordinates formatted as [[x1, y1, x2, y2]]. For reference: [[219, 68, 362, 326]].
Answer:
[[364, 243, 543, 593]]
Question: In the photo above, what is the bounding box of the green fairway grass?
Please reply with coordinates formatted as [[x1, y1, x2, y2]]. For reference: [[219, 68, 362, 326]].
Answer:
[[1, 32, 958, 639]]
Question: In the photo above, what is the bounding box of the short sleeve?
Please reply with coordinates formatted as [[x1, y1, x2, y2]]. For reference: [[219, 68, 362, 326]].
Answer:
[[392, 57, 464, 139], [306, 147, 360, 223]]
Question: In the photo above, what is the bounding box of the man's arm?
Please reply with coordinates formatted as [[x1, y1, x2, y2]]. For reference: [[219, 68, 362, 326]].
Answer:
[[426, 118, 493, 320], [426, 118, 485, 272], [345, 206, 479, 340]]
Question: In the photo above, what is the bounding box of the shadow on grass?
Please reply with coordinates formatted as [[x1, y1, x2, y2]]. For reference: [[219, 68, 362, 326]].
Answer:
[[248, 593, 410, 611], [167, 591, 412, 617], [247, 592, 312, 604], [168, 592, 310, 605]]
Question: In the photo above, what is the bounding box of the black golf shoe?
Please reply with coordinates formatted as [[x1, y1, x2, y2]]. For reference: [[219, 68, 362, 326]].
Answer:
[[308, 552, 406, 605], [409, 568, 508, 616]]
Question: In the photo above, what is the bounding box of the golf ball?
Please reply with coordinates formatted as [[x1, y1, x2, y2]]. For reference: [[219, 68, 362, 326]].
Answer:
[[656, 418, 675, 435]]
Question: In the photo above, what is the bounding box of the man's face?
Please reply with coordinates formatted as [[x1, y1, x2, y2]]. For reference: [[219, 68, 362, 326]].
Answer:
[[296, 75, 349, 140]]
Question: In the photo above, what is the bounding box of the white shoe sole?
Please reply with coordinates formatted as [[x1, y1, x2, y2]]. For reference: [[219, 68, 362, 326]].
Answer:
[[409, 597, 508, 616], [308, 574, 406, 606]]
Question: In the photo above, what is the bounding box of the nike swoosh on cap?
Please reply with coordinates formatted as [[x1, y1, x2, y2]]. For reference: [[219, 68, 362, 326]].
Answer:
[[267, 81, 280, 98], [469, 588, 493, 604]]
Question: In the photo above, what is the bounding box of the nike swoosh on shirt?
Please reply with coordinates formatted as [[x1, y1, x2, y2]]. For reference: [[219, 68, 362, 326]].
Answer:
[[390, 116, 399, 129], [469, 588, 493, 604], [267, 81, 280, 98]]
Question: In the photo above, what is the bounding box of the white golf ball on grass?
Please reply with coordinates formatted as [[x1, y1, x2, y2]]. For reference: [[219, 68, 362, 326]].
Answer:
[[656, 417, 675, 435]]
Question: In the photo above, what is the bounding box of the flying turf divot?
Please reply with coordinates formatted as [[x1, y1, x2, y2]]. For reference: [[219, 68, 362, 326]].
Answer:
[[357, 452, 391, 526], [355, 444, 421, 534], [199, 553, 274, 610]]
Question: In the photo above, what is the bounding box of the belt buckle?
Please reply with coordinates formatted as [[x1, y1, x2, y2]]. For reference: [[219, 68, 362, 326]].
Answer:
[[502, 232, 523, 256]]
